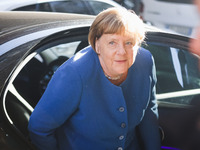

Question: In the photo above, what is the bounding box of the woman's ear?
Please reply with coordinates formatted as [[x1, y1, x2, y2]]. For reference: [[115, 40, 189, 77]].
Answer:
[[95, 39, 100, 55]]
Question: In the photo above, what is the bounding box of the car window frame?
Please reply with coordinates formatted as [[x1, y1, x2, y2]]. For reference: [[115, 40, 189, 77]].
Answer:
[[144, 31, 200, 106], [0, 26, 90, 143]]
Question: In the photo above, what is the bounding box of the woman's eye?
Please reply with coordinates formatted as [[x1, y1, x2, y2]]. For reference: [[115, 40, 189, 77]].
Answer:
[[109, 41, 115, 45], [126, 42, 132, 45]]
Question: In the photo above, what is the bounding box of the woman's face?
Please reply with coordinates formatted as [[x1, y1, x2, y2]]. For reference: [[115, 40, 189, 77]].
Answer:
[[95, 33, 138, 77]]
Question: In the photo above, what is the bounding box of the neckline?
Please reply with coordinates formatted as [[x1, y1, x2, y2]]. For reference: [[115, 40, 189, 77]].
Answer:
[[91, 47, 133, 87]]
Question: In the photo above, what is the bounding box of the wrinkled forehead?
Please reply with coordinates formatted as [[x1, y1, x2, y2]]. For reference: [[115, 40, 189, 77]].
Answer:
[[103, 21, 136, 36], [103, 24, 137, 42], [100, 33, 136, 44]]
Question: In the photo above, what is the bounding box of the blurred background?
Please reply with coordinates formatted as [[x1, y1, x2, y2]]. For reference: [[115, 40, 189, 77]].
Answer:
[[0, 0, 199, 37], [114, 0, 200, 38]]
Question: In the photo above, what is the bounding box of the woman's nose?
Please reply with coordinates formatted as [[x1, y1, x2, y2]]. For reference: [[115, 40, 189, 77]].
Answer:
[[117, 44, 126, 55]]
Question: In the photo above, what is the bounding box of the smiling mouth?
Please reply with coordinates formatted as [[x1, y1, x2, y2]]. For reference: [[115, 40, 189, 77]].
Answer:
[[115, 60, 127, 63]]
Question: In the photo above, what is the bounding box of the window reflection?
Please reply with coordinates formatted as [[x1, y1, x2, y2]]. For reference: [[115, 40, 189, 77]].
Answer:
[[143, 43, 200, 105], [143, 43, 200, 93]]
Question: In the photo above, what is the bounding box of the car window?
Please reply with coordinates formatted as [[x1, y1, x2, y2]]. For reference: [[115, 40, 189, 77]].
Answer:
[[13, 5, 37, 11], [142, 42, 200, 105], [13, 3, 52, 11], [12, 1, 118, 15], [13, 40, 88, 108], [156, 0, 193, 4], [87, 1, 115, 15], [13, 1, 91, 14], [49, 1, 91, 14]]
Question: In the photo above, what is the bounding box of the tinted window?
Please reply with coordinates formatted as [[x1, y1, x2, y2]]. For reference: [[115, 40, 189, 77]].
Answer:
[[13, 40, 88, 108], [13, 3, 51, 11], [87, 1, 114, 15], [156, 0, 193, 4], [13, 4, 38, 11], [143, 42, 200, 105], [13, 1, 116, 15], [49, 1, 91, 14]]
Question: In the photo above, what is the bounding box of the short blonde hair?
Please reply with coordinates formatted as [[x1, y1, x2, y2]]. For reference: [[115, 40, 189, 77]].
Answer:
[[88, 7, 146, 51]]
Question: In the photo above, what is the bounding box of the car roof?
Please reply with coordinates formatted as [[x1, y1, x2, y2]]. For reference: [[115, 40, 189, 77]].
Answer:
[[0, 11, 165, 37], [0, 11, 188, 46], [0, 11, 95, 35]]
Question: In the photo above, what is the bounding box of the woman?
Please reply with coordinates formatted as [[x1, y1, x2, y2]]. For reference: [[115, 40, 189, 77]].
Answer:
[[28, 7, 161, 150]]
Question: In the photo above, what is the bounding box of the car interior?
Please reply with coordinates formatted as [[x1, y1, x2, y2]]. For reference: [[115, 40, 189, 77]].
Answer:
[[2, 27, 200, 149]]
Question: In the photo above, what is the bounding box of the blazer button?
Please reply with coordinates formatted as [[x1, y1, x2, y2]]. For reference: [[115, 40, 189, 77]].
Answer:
[[121, 123, 126, 128], [118, 147, 123, 150], [119, 135, 124, 140], [119, 107, 125, 112]]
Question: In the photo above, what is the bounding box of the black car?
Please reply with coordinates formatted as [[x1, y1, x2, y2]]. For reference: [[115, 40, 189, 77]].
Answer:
[[0, 11, 200, 150]]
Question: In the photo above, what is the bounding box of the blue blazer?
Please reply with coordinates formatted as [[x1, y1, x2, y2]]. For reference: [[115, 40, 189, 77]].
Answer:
[[28, 46, 161, 150]]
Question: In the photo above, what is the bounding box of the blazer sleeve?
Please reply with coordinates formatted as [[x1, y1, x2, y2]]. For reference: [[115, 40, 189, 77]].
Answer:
[[28, 64, 82, 150], [138, 55, 161, 150]]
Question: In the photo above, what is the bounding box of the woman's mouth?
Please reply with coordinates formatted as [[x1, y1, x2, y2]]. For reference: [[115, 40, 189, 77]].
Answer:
[[115, 60, 127, 63]]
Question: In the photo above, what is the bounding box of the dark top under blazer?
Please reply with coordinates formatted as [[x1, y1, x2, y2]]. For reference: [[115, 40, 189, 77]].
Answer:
[[28, 46, 161, 150]]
